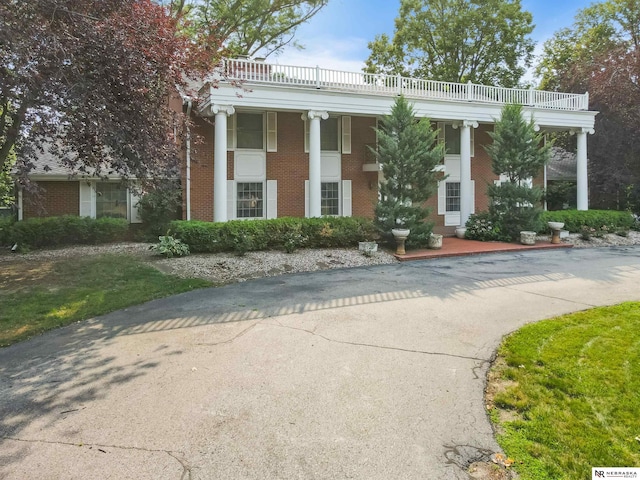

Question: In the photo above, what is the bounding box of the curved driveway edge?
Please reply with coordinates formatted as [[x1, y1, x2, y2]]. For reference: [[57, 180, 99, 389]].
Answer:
[[1, 246, 639, 479]]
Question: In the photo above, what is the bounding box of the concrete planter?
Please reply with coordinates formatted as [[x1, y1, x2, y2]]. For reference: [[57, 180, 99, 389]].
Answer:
[[455, 227, 467, 239], [391, 228, 410, 255], [358, 241, 378, 254], [520, 231, 536, 245], [428, 233, 443, 249]]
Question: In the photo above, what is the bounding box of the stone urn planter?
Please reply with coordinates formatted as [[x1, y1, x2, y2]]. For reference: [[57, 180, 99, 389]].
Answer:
[[358, 241, 378, 255], [428, 233, 443, 249], [520, 231, 536, 245], [455, 227, 467, 239], [391, 228, 410, 255], [547, 221, 565, 244]]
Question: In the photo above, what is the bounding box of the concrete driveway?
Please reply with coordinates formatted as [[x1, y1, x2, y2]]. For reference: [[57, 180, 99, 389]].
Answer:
[[1, 246, 639, 479]]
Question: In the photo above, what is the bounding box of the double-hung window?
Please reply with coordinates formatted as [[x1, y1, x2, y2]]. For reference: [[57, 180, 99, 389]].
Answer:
[[236, 182, 264, 218], [321, 182, 340, 216], [446, 182, 461, 212], [96, 183, 127, 219], [236, 113, 264, 150]]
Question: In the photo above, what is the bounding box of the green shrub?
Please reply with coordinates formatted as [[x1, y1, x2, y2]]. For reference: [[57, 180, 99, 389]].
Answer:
[[170, 217, 376, 253], [465, 212, 504, 241], [540, 210, 634, 233], [0, 216, 15, 247], [5, 215, 128, 249], [149, 235, 190, 258], [137, 184, 182, 239]]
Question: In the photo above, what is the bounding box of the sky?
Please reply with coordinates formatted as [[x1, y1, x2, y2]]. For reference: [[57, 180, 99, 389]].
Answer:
[[274, 0, 593, 82]]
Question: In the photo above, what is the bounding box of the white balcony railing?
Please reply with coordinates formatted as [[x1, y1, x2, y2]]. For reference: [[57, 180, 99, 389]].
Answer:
[[222, 58, 589, 111]]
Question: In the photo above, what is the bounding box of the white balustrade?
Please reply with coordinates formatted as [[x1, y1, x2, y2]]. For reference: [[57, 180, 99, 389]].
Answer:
[[222, 58, 589, 111]]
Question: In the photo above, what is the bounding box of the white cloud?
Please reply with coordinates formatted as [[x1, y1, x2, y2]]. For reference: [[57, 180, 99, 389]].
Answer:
[[273, 36, 368, 73]]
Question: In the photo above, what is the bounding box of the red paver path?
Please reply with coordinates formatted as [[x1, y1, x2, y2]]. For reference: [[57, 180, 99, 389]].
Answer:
[[395, 236, 572, 261]]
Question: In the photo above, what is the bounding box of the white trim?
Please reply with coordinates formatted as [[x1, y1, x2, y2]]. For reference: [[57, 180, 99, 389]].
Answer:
[[128, 189, 142, 224], [79, 180, 96, 218], [266, 111, 277, 152], [341, 115, 352, 154], [341, 180, 352, 217], [17, 188, 23, 221], [266, 180, 278, 219]]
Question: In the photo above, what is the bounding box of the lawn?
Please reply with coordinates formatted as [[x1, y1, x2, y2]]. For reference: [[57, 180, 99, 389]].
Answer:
[[0, 254, 211, 346], [488, 302, 640, 479]]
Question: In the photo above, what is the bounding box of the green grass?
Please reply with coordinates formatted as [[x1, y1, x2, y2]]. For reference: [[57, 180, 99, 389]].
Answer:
[[0, 254, 211, 346], [489, 302, 640, 479]]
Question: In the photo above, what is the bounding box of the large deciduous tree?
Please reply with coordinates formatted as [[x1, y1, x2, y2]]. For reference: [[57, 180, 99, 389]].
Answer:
[[0, 0, 214, 188], [364, 0, 535, 87], [536, 0, 640, 211], [160, 0, 328, 58]]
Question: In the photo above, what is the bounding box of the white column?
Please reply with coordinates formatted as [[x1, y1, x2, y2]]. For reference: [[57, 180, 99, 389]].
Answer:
[[459, 120, 478, 227], [304, 110, 328, 217], [212, 104, 235, 222], [576, 128, 591, 211]]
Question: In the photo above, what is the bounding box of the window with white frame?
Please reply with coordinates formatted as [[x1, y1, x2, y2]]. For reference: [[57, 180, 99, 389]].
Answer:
[[321, 117, 339, 151], [237, 182, 264, 218], [444, 125, 461, 155], [446, 182, 461, 212], [321, 182, 340, 215], [236, 113, 264, 149], [96, 183, 127, 219]]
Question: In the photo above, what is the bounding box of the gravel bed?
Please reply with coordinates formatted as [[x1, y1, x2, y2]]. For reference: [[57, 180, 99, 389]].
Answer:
[[2, 231, 639, 285]]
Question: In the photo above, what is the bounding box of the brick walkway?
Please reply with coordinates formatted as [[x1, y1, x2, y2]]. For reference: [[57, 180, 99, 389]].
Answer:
[[395, 236, 572, 261]]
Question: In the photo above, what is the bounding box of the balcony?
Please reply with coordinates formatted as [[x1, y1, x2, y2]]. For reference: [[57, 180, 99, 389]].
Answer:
[[222, 58, 589, 112]]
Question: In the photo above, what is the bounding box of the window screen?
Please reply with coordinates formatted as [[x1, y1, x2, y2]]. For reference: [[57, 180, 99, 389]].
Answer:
[[236, 113, 264, 149], [237, 182, 264, 218], [96, 183, 127, 219]]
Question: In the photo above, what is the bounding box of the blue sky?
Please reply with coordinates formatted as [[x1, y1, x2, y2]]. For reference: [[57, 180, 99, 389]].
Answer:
[[275, 0, 592, 81]]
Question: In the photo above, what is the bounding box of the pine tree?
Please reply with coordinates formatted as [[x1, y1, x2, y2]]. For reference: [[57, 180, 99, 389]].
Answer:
[[485, 104, 552, 240], [372, 96, 445, 248]]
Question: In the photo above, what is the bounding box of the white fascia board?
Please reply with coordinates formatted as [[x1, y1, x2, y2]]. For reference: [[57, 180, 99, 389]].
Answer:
[[207, 83, 597, 131]]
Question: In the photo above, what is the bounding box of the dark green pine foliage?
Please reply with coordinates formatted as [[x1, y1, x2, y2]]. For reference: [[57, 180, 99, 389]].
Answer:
[[485, 103, 552, 240], [372, 96, 445, 248]]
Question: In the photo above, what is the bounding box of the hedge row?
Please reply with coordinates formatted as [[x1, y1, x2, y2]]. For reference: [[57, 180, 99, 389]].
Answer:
[[0, 216, 129, 249], [540, 210, 636, 233], [169, 217, 377, 253]]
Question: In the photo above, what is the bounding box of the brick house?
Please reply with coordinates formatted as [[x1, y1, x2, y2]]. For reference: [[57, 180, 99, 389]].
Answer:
[[18, 58, 597, 234]]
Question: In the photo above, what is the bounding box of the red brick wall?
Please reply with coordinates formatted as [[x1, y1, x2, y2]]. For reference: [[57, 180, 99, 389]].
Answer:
[[187, 117, 214, 221], [188, 111, 380, 220], [23, 181, 79, 218], [185, 113, 501, 227], [342, 116, 379, 218], [266, 111, 306, 217]]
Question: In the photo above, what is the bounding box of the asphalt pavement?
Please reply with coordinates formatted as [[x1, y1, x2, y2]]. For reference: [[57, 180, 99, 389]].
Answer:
[[1, 246, 639, 479]]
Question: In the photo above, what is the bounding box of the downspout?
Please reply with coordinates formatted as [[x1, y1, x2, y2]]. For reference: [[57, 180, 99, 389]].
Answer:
[[543, 134, 548, 211], [185, 99, 192, 221]]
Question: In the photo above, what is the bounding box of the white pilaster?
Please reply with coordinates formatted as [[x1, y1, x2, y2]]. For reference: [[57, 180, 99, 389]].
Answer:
[[303, 110, 328, 217], [575, 128, 591, 211], [457, 120, 478, 227], [213, 104, 235, 222]]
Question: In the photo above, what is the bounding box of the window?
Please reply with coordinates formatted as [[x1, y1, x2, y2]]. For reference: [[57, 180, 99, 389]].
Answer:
[[446, 182, 461, 212], [321, 117, 339, 151], [237, 182, 263, 218], [236, 113, 264, 149], [96, 183, 127, 219], [445, 125, 461, 155], [321, 182, 339, 215]]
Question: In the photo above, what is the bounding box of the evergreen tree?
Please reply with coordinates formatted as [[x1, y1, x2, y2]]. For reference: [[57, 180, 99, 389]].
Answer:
[[372, 96, 445, 248], [485, 104, 552, 240]]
